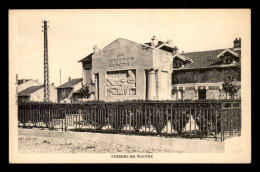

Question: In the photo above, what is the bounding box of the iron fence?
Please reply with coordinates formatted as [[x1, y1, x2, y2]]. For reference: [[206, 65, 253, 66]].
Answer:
[[18, 101, 241, 141]]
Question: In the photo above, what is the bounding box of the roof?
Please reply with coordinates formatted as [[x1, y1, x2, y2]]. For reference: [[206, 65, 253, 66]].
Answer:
[[73, 84, 95, 94], [57, 78, 83, 89], [73, 88, 82, 94], [217, 48, 240, 58], [78, 53, 93, 63], [18, 85, 43, 96], [173, 54, 194, 63], [174, 48, 241, 70], [18, 79, 34, 85]]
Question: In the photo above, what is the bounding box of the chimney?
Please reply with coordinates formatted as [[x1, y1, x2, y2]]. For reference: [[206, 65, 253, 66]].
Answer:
[[172, 46, 179, 54], [151, 36, 158, 47], [51, 83, 54, 86], [36, 79, 38, 82], [93, 45, 99, 53], [68, 77, 71, 82], [166, 39, 173, 45], [233, 38, 241, 50]]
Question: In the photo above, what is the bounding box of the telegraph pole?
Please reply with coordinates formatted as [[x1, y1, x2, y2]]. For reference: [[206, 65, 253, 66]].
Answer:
[[16, 74, 18, 105], [60, 69, 61, 86], [42, 20, 50, 102]]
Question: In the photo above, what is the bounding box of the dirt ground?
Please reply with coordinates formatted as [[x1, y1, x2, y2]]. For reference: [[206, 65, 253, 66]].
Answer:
[[18, 135, 184, 153]]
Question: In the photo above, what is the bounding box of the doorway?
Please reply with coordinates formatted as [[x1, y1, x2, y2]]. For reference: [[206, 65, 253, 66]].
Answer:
[[198, 89, 206, 100]]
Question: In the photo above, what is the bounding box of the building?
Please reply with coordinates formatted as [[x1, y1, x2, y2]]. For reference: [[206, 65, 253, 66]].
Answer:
[[17, 79, 41, 92], [78, 37, 241, 101], [18, 83, 57, 102], [56, 77, 83, 103]]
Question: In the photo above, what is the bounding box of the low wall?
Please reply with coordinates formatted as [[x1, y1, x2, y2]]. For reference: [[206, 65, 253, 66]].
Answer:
[[18, 128, 227, 153]]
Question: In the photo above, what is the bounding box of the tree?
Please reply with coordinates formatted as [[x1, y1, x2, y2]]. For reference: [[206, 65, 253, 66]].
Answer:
[[222, 74, 239, 100], [80, 82, 91, 99]]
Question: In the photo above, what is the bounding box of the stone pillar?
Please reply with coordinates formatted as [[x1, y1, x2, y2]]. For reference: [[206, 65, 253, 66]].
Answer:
[[94, 73, 98, 100], [194, 86, 198, 99], [182, 87, 185, 100], [219, 84, 223, 99], [147, 68, 156, 100]]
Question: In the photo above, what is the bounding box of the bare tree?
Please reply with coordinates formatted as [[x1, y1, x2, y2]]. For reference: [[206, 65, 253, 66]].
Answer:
[[80, 82, 91, 99]]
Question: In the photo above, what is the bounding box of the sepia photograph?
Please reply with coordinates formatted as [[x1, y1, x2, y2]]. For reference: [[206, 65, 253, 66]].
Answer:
[[9, 9, 251, 163]]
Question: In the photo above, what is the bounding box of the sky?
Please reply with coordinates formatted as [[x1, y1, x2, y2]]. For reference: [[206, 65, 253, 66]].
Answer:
[[10, 9, 250, 87]]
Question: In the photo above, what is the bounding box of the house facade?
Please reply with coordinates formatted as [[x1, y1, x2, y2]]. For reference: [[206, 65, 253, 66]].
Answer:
[[56, 78, 83, 103], [171, 38, 241, 100], [78, 37, 241, 101], [17, 79, 41, 92], [18, 84, 57, 102]]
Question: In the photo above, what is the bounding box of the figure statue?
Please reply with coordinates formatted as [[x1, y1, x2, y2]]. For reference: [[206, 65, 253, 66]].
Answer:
[[127, 70, 135, 86], [106, 70, 136, 95]]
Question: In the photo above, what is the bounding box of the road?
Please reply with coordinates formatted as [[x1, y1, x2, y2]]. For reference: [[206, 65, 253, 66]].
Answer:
[[18, 135, 184, 153]]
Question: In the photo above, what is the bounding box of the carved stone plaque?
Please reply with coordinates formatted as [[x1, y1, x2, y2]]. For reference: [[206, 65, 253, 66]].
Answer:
[[106, 70, 136, 96]]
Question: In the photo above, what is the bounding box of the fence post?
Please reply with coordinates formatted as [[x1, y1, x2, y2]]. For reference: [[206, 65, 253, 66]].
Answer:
[[65, 108, 67, 131], [166, 105, 168, 136], [230, 103, 233, 136], [215, 108, 217, 141], [194, 109, 197, 137], [48, 109, 51, 130], [189, 108, 191, 138], [220, 103, 223, 142], [61, 108, 63, 131]]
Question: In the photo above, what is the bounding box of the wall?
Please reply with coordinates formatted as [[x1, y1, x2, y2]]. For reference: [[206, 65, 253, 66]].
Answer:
[[73, 82, 82, 94], [73, 93, 83, 103], [153, 49, 173, 100], [18, 96, 29, 102], [92, 38, 154, 101], [183, 89, 197, 100], [49, 85, 57, 102], [171, 81, 241, 100], [57, 83, 82, 102], [57, 88, 73, 102], [171, 66, 241, 100], [29, 87, 44, 102], [29, 84, 57, 102], [82, 67, 93, 85], [172, 67, 241, 84]]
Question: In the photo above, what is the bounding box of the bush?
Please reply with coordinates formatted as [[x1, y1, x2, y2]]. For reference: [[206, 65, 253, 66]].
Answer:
[[192, 107, 221, 135], [149, 106, 168, 134], [18, 100, 240, 136], [169, 109, 190, 134], [130, 110, 146, 132]]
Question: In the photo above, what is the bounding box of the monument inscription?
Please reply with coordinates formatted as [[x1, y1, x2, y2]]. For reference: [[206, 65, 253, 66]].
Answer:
[[108, 53, 135, 68]]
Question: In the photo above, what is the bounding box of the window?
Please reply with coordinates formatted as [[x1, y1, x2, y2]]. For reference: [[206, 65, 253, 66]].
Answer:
[[173, 61, 183, 68], [224, 57, 233, 64], [61, 89, 66, 97]]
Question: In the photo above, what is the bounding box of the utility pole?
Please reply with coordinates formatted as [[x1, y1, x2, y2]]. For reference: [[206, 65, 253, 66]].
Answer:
[[16, 74, 18, 105], [60, 69, 61, 86], [42, 20, 50, 102]]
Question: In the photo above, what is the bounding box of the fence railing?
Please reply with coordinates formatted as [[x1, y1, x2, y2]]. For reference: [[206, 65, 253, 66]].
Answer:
[[18, 101, 241, 141]]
